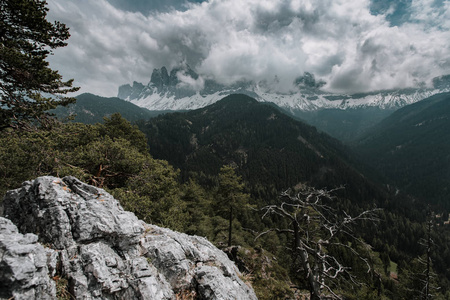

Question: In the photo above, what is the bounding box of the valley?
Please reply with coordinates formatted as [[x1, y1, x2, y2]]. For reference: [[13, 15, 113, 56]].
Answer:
[[51, 91, 450, 298]]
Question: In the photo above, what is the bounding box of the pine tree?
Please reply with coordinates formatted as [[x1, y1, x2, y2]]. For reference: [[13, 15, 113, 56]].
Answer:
[[217, 165, 250, 247], [0, 0, 79, 130]]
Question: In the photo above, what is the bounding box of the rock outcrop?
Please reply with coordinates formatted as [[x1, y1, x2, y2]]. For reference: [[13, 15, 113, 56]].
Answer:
[[0, 217, 56, 300], [1, 176, 257, 300]]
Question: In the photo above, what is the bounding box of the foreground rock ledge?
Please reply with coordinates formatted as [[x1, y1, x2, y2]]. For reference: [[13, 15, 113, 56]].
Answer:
[[1, 176, 257, 300]]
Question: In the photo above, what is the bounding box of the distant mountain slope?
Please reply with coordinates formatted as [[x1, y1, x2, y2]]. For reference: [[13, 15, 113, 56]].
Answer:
[[118, 66, 450, 142], [140, 94, 385, 204], [291, 106, 396, 142], [355, 92, 450, 208], [51, 93, 167, 124]]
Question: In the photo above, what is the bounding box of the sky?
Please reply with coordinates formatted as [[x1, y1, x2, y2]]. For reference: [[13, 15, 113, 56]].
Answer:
[[46, 0, 450, 97]]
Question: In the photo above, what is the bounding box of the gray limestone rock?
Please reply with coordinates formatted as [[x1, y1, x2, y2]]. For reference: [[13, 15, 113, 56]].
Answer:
[[1, 176, 257, 299], [0, 217, 56, 300]]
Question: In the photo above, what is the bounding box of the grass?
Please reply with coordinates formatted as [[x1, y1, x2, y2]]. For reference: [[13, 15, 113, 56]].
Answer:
[[389, 260, 398, 274], [53, 275, 71, 300]]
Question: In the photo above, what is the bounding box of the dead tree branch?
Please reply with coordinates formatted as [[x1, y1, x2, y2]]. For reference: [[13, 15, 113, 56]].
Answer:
[[257, 186, 380, 300]]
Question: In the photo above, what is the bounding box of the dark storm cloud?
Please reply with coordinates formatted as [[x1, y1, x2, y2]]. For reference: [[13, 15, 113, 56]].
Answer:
[[252, 1, 318, 33], [106, 0, 207, 14]]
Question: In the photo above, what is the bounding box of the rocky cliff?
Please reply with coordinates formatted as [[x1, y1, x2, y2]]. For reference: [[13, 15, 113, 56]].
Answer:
[[0, 176, 257, 300]]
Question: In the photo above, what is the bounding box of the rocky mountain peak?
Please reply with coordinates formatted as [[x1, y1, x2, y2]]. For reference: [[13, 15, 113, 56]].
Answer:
[[149, 65, 199, 90], [1, 176, 257, 300], [118, 81, 145, 100], [294, 72, 326, 89], [151, 66, 170, 88]]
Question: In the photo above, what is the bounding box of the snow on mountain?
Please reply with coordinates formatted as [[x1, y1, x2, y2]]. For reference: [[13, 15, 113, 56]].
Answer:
[[118, 66, 450, 112], [124, 89, 227, 111]]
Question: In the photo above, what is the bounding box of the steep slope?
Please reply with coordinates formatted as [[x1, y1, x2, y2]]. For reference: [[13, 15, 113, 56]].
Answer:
[[292, 106, 396, 142], [355, 92, 450, 209], [140, 94, 384, 204], [51, 93, 166, 124]]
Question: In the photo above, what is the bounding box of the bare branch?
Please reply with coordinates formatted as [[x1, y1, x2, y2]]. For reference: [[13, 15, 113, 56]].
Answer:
[[258, 185, 380, 299]]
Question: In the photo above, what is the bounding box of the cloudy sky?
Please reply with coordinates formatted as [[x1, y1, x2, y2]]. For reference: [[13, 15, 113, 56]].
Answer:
[[46, 0, 450, 97]]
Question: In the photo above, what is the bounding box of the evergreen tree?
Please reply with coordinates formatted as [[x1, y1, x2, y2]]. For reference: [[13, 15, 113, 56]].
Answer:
[[217, 165, 251, 247], [0, 0, 79, 130], [100, 113, 148, 153], [67, 136, 148, 188], [112, 159, 186, 231], [399, 209, 442, 300], [181, 179, 214, 237], [0, 114, 147, 193]]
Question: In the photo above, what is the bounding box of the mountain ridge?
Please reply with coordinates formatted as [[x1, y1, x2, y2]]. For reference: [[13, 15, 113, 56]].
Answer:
[[118, 66, 450, 141], [118, 66, 450, 112], [52, 93, 168, 124]]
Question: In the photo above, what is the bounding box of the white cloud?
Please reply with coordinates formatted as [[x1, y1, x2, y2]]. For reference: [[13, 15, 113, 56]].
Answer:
[[46, 0, 450, 97], [176, 71, 205, 91], [410, 0, 450, 29]]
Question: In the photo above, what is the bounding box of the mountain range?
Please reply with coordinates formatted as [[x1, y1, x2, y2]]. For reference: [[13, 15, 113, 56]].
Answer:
[[136, 93, 450, 280], [53, 81, 450, 212], [117, 65, 450, 141], [118, 65, 450, 112], [53, 90, 450, 211]]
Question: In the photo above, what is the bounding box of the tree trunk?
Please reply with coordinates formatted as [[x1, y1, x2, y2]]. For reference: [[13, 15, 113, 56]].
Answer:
[[228, 205, 233, 247], [294, 221, 321, 300], [424, 217, 432, 300]]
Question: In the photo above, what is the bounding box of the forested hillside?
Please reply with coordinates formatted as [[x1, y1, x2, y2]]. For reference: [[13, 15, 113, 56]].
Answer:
[[138, 94, 450, 298], [355, 92, 450, 211], [293, 107, 395, 142], [51, 93, 167, 124], [140, 94, 383, 203]]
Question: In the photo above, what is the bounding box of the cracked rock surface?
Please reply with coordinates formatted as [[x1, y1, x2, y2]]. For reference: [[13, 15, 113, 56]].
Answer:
[[1, 176, 257, 300]]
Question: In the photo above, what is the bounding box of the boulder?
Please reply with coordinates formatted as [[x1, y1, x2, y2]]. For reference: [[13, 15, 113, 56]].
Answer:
[[1, 176, 257, 300]]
